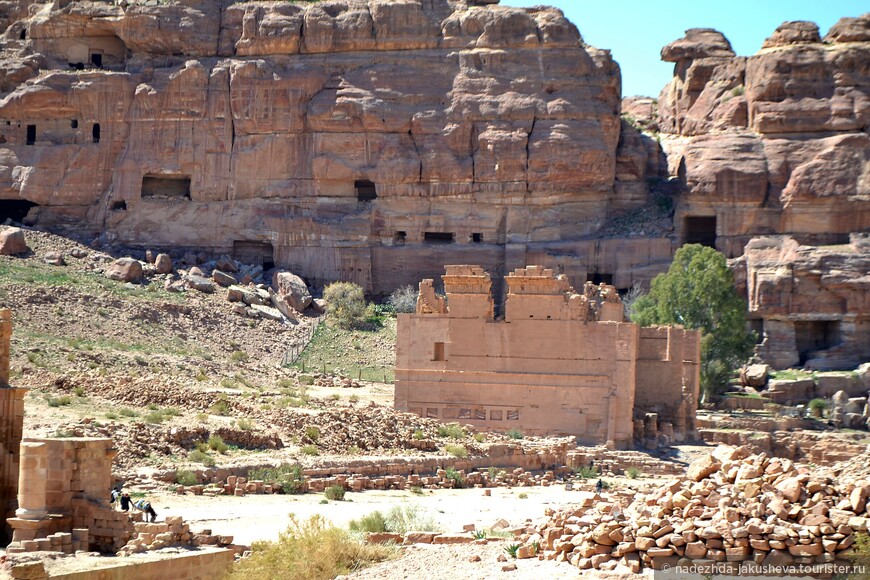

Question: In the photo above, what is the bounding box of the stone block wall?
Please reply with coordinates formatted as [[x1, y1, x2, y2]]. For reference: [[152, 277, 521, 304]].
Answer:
[[396, 266, 700, 448], [8, 438, 133, 552]]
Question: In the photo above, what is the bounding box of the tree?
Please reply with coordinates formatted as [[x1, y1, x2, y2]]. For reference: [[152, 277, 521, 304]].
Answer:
[[323, 282, 367, 329], [387, 285, 417, 314], [631, 244, 755, 401]]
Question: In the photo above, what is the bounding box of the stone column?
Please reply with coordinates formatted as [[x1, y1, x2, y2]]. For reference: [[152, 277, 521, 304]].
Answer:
[[15, 442, 49, 521], [1, 308, 10, 385], [605, 387, 618, 450]]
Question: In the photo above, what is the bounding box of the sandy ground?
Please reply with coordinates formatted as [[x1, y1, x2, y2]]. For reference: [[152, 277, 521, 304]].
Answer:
[[148, 483, 608, 546]]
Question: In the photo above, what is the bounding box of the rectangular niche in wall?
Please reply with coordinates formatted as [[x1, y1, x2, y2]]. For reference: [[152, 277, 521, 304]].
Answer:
[[141, 175, 191, 199], [233, 240, 275, 270], [684, 216, 717, 248], [424, 232, 455, 244], [795, 320, 841, 365]]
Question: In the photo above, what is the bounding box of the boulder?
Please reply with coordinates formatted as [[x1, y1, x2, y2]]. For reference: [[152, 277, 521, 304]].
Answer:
[[186, 275, 216, 293], [155, 253, 173, 274], [43, 251, 65, 266], [686, 454, 721, 482], [105, 258, 144, 283], [212, 270, 236, 287], [776, 477, 803, 503], [215, 255, 239, 273], [741, 364, 769, 387], [0, 227, 29, 255], [273, 271, 312, 311]]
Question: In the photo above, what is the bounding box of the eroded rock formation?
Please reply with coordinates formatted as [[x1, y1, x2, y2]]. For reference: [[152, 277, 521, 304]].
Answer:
[[0, 2, 867, 369]]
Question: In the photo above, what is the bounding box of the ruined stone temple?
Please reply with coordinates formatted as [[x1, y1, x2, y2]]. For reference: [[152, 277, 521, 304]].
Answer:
[[0, 2, 867, 370], [1, 310, 133, 552], [395, 266, 700, 448]]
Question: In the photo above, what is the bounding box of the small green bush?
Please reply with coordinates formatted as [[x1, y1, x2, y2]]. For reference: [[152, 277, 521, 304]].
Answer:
[[230, 350, 249, 363], [412, 429, 424, 440], [105, 412, 118, 420], [305, 426, 321, 443], [384, 505, 439, 535], [518, 492, 528, 499], [575, 466, 599, 479], [248, 464, 305, 494], [444, 467, 465, 488], [47, 395, 72, 407], [210, 399, 231, 416], [73, 386, 86, 397], [208, 435, 229, 454], [176, 470, 198, 486], [506, 429, 523, 440], [626, 467, 641, 479], [301, 444, 319, 456], [444, 444, 468, 458], [437, 423, 465, 439], [188, 449, 215, 466], [505, 543, 520, 559], [323, 282, 368, 329], [119, 408, 137, 417], [236, 418, 254, 430], [145, 411, 167, 424], [325, 485, 346, 501], [349, 511, 387, 534]]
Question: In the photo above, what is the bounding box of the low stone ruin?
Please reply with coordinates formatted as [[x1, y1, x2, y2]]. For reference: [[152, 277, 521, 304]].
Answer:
[[514, 445, 868, 573]]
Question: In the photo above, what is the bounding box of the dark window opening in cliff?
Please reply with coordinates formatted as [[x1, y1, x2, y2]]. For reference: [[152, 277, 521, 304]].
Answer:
[[795, 320, 841, 365], [233, 241, 275, 270], [424, 232, 454, 244], [71, 119, 78, 129], [587, 273, 613, 286], [0, 200, 37, 223], [90, 53, 103, 68], [471, 233, 483, 243], [92, 123, 101, 143], [748, 319, 764, 344], [393, 231, 406, 245], [684, 216, 717, 248], [141, 175, 191, 199], [20, 29, 26, 40], [111, 201, 126, 211], [355, 180, 377, 202], [70, 62, 84, 71], [25, 125, 35, 145]]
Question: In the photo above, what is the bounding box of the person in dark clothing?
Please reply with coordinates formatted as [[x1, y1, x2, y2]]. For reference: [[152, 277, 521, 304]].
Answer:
[[120, 492, 131, 512], [596, 479, 604, 493], [134, 499, 158, 522]]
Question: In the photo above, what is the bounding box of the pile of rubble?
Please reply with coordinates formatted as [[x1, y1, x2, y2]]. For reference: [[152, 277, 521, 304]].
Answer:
[[515, 445, 868, 573], [309, 374, 363, 388], [117, 515, 238, 557]]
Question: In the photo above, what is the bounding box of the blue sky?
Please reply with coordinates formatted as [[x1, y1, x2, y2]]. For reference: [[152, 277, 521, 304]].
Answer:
[[500, 0, 868, 97]]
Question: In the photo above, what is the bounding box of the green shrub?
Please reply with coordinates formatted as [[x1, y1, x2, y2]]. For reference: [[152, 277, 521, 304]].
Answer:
[[323, 282, 368, 329], [518, 492, 528, 499], [47, 395, 72, 407], [444, 444, 468, 458], [410, 486, 423, 495], [474, 433, 485, 443], [325, 485, 346, 501], [626, 467, 641, 479], [298, 375, 315, 386], [808, 398, 827, 416], [248, 464, 305, 495], [176, 470, 198, 486], [105, 412, 118, 420], [505, 543, 520, 559], [506, 429, 523, 440], [188, 449, 215, 466], [384, 505, 439, 535], [349, 511, 388, 534], [208, 435, 229, 454], [301, 444, 319, 456], [436, 423, 465, 439], [305, 426, 321, 443], [210, 399, 231, 416], [73, 386, 86, 397], [119, 408, 137, 417], [145, 411, 167, 424], [236, 418, 253, 430], [226, 515, 395, 580], [412, 429, 424, 440], [230, 350, 249, 363], [444, 467, 465, 488], [575, 466, 599, 479], [163, 407, 181, 417]]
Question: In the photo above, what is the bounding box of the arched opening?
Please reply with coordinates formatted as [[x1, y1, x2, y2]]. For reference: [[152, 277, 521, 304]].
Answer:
[[684, 216, 717, 248], [111, 201, 127, 211], [92, 123, 101, 144], [0, 200, 38, 223], [19, 29, 26, 40]]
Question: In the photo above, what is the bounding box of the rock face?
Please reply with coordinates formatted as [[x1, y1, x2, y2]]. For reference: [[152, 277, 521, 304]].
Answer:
[[0, 0, 637, 296], [0, 3, 867, 370], [653, 15, 869, 370]]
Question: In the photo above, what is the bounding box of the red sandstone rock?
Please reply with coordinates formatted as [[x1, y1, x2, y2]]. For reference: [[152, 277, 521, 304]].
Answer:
[[104, 258, 143, 283], [0, 227, 29, 256]]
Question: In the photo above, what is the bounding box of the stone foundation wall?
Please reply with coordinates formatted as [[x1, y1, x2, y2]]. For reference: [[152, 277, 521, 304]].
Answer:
[[1, 308, 27, 546]]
